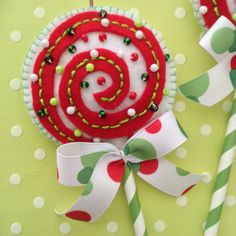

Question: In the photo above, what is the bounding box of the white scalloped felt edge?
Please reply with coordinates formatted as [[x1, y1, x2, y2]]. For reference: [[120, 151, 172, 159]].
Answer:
[[22, 6, 176, 144], [192, 0, 208, 31]]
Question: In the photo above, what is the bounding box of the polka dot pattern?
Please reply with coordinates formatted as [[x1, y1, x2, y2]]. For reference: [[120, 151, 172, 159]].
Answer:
[[10, 31, 22, 42], [65, 210, 91, 222], [200, 124, 212, 136], [145, 119, 162, 134], [3, 2, 236, 236], [176, 195, 188, 207], [34, 7, 46, 18], [10, 78, 21, 90], [107, 160, 124, 182], [176, 147, 187, 158], [34, 148, 46, 160], [175, 7, 186, 19], [10, 125, 23, 137], [9, 173, 22, 185], [60, 222, 71, 234], [10, 222, 22, 234], [175, 101, 186, 112], [106, 221, 119, 233], [33, 196, 45, 208], [154, 220, 166, 232]]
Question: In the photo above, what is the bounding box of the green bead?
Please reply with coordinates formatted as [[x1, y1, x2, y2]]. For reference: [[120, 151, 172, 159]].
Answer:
[[123, 37, 131, 45], [81, 81, 89, 88], [163, 88, 169, 96], [49, 97, 58, 106], [74, 129, 82, 137], [44, 54, 53, 64], [141, 73, 149, 81], [56, 65, 64, 74], [68, 45, 76, 53], [66, 27, 75, 36], [37, 109, 46, 117], [98, 110, 106, 118], [99, 9, 107, 18], [232, 13, 236, 22], [165, 53, 170, 61], [86, 63, 95, 72], [150, 103, 159, 112], [134, 19, 143, 28]]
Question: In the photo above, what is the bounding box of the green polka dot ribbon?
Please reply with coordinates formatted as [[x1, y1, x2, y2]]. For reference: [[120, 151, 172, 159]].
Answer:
[[179, 16, 236, 236], [56, 111, 203, 236]]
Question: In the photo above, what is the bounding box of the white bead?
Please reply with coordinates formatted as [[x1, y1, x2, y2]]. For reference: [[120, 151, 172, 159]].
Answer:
[[41, 39, 49, 48], [93, 137, 101, 143], [135, 30, 143, 39], [199, 6, 208, 15], [150, 64, 159, 72], [30, 73, 38, 82], [90, 49, 99, 59], [101, 18, 109, 27], [117, 50, 124, 58], [66, 106, 75, 115], [127, 108, 136, 117]]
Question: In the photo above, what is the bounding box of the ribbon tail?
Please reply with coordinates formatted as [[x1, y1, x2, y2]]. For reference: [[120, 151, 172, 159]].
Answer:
[[133, 158, 203, 197], [179, 54, 234, 107], [56, 153, 124, 222]]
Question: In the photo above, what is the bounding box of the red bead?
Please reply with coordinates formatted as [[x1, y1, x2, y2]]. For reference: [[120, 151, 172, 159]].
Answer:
[[81, 34, 88, 42], [99, 32, 107, 42], [129, 91, 137, 100], [97, 76, 106, 85], [130, 52, 139, 61]]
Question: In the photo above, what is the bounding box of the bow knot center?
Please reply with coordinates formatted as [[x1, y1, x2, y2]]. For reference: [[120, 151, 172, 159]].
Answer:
[[119, 150, 127, 163]]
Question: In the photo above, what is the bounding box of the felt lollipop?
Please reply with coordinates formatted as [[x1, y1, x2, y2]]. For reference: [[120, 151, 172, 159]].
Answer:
[[22, 5, 202, 236], [192, 0, 236, 30], [180, 9, 236, 236]]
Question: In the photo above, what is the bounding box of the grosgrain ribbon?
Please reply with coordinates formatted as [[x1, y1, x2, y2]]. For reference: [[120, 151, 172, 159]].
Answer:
[[179, 16, 236, 106], [179, 16, 236, 236], [56, 110, 202, 222]]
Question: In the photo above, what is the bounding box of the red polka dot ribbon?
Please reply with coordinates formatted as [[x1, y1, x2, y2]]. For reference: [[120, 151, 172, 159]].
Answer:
[[56, 111, 202, 222]]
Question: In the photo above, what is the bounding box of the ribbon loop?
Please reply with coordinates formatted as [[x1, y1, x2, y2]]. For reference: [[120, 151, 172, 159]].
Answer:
[[56, 110, 203, 222], [179, 16, 236, 106]]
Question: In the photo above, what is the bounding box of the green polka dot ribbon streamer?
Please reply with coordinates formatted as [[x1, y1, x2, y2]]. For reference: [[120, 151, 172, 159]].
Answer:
[[179, 16, 236, 236], [56, 111, 203, 236]]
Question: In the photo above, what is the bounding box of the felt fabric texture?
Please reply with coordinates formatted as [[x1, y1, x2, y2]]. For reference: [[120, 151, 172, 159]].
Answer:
[[196, 0, 236, 29], [27, 9, 174, 142]]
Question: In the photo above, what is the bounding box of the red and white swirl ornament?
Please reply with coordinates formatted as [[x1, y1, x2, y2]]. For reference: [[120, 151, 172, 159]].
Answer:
[[23, 7, 176, 144], [193, 0, 236, 30]]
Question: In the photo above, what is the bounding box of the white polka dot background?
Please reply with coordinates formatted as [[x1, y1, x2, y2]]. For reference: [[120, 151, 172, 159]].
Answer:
[[2, 1, 236, 236]]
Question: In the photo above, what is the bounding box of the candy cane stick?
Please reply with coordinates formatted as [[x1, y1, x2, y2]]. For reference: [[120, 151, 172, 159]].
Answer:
[[123, 165, 148, 236], [204, 90, 236, 236]]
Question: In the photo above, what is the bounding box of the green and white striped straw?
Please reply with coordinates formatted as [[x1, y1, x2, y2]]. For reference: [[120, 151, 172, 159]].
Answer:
[[204, 91, 236, 235], [123, 165, 148, 236]]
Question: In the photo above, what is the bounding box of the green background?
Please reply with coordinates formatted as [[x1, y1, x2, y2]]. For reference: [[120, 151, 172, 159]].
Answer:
[[1, 0, 236, 235]]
